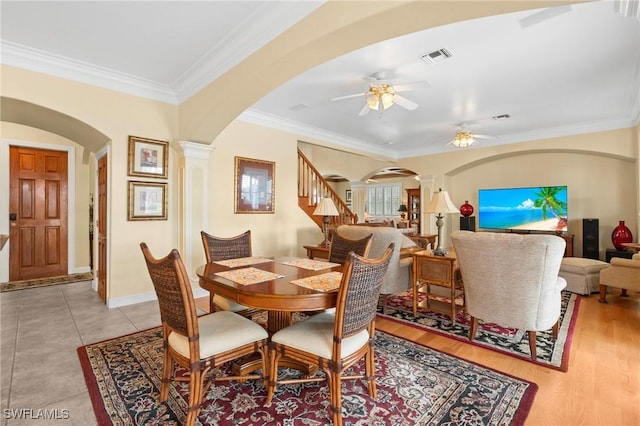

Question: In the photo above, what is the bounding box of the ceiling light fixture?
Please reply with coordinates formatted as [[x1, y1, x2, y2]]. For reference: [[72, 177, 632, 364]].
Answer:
[[366, 84, 396, 111], [451, 131, 476, 147]]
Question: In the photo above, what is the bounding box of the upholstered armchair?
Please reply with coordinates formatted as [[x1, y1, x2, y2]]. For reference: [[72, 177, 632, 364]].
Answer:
[[599, 253, 640, 303], [336, 225, 412, 313], [450, 231, 567, 360]]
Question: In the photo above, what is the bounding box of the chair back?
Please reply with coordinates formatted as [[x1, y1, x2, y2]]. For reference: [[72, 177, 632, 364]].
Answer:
[[201, 230, 251, 262], [335, 243, 394, 338], [140, 243, 198, 339], [328, 232, 373, 264], [451, 231, 566, 331]]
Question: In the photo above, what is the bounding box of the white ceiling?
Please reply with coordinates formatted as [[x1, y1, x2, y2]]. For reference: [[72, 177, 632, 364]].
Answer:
[[1, 1, 639, 159]]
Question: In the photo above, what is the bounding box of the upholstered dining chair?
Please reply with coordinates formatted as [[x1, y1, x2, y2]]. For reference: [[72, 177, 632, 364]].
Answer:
[[140, 243, 269, 426], [200, 230, 257, 316], [266, 243, 394, 426], [328, 232, 373, 264], [450, 231, 566, 360]]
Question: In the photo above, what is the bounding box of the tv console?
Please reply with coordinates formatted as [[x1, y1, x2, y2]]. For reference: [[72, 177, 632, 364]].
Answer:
[[489, 230, 573, 257]]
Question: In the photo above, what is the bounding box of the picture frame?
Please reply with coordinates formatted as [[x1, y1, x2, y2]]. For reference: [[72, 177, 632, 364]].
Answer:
[[127, 136, 169, 178], [345, 190, 352, 203], [234, 156, 275, 214], [128, 181, 167, 220]]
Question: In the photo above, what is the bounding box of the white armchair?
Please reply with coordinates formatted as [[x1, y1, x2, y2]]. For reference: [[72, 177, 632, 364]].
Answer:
[[450, 231, 567, 360]]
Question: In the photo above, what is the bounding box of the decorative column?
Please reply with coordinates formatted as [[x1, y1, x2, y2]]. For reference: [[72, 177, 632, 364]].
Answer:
[[349, 182, 367, 223], [416, 175, 435, 234], [175, 141, 213, 290]]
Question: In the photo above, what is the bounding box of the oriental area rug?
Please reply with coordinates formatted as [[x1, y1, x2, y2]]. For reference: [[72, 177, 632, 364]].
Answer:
[[78, 328, 537, 425], [377, 290, 580, 371]]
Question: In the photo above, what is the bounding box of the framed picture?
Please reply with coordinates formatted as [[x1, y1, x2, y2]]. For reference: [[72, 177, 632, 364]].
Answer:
[[345, 190, 352, 202], [235, 156, 275, 214], [128, 181, 167, 220], [127, 136, 169, 178]]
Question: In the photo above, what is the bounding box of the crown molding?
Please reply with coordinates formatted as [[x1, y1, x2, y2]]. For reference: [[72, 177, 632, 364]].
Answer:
[[239, 108, 399, 161], [1, 41, 178, 104]]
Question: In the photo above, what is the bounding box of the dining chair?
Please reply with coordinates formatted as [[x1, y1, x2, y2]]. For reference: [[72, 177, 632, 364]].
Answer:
[[200, 230, 258, 316], [328, 231, 373, 264], [140, 243, 269, 426], [266, 243, 394, 426]]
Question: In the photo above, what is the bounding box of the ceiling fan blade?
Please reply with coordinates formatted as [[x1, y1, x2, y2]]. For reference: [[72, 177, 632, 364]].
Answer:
[[331, 92, 365, 102], [393, 80, 431, 93], [363, 76, 382, 87], [358, 103, 370, 116], [393, 94, 418, 111]]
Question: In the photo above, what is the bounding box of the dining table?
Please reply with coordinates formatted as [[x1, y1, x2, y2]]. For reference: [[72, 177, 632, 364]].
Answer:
[[196, 256, 344, 375]]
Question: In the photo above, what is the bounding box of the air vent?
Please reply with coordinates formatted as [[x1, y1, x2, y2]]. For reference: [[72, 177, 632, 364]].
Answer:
[[421, 48, 452, 65], [492, 114, 511, 120]]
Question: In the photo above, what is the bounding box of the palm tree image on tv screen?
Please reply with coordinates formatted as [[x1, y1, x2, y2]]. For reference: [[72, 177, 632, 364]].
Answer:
[[478, 186, 568, 232]]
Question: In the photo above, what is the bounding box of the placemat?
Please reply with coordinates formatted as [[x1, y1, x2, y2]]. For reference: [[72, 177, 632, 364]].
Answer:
[[280, 258, 340, 271], [215, 267, 283, 285], [213, 257, 273, 268], [290, 271, 343, 292]]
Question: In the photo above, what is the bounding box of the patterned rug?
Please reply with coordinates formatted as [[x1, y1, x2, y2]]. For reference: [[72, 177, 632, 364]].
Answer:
[[0, 272, 93, 292], [78, 328, 537, 425], [377, 290, 580, 371]]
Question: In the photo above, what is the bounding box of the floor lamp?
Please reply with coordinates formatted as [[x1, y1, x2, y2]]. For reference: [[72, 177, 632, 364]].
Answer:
[[425, 189, 459, 256], [313, 198, 339, 247]]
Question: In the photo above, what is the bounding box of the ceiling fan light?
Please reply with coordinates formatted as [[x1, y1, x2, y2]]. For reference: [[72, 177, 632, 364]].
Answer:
[[452, 131, 475, 147], [381, 92, 394, 109], [367, 94, 379, 110]]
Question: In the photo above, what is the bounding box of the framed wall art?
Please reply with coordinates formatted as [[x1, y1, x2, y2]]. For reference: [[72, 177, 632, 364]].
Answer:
[[127, 136, 169, 178], [345, 189, 352, 203], [128, 181, 167, 220], [234, 156, 275, 214]]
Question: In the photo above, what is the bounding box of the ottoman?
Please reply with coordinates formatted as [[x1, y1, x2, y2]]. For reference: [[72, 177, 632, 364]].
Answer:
[[559, 257, 609, 295]]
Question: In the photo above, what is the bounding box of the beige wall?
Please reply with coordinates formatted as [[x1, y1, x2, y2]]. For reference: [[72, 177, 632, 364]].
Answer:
[[1, 66, 179, 301], [398, 127, 639, 257]]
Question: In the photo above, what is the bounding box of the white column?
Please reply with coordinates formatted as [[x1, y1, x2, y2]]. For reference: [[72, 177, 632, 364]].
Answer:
[[417, 175, 435, 235], [349, 182, 367, 223], [175, 141, 213, 286]]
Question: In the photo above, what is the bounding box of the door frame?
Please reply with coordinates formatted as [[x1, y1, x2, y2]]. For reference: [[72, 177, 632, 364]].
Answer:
[[93, 146, 110, 298], [0, 139, 78, 283]]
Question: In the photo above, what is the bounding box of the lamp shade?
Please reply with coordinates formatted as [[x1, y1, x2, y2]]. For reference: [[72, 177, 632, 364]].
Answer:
[[398, 204, 408, 212], [313, 198, 339, 216], [425, 189, 459, 214]]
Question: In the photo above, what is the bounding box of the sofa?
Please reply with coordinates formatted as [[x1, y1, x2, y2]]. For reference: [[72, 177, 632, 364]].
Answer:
[[599, 253, 640, 303], [336, 225, 415, 313]]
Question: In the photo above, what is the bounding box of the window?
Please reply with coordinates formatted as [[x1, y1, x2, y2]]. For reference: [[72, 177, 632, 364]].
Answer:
[[366, 183, 401, 216]]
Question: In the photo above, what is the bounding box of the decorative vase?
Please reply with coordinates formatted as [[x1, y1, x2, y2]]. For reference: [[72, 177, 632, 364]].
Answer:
[[611, 220, 633, 250], [459, 200, 474, 217]]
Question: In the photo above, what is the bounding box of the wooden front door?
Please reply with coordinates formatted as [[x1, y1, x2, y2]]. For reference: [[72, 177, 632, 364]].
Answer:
[[97, 154, 107, 302], [9, 146, 68, 280]]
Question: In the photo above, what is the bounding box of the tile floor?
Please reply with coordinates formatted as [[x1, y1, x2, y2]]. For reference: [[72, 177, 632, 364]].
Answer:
[[0, 281, 162, 426]]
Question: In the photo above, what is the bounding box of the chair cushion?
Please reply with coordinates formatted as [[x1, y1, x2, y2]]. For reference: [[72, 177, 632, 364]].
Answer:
[[271, 312, 369, 359], [560, 257, 609, 275], [168, 311, 268, 359]]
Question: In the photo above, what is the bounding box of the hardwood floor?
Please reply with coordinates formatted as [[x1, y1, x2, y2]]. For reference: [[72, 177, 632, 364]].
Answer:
[[199, 291, 640, 425], [375, 292, 640, 425]]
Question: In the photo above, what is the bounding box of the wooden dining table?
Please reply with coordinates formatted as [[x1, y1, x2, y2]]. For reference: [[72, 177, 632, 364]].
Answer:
[[196, 257, 343, 375], [196, 257, 343, 334]]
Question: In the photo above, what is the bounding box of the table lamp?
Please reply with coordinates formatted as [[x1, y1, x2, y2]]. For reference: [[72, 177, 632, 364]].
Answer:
[[398, 204, 408, 220], [425, 188, 459, 256], [313, 198, 339, 247]]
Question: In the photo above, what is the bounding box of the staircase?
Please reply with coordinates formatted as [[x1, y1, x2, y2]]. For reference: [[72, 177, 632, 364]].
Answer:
[[297, 149, 357, 230]]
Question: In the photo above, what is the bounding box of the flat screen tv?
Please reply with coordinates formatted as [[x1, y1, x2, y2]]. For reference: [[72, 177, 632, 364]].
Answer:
[[478, 186, 568, 233]]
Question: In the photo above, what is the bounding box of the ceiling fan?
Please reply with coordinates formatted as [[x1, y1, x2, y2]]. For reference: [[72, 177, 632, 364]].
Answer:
[[331, 76, 424, 116], [447, 129, 493, 148]]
